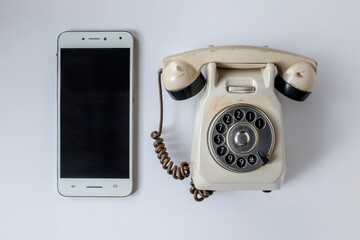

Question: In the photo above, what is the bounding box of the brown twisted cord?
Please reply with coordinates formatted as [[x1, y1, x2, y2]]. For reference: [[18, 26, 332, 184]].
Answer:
[[150, 69, 214, 201], [151, 131, 190, 180], [150, 69, 190, 180], [190, 179, 214, 202]]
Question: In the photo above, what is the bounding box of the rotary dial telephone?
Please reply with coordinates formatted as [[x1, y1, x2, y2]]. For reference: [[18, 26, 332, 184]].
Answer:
[[151, 45, 317, 201]]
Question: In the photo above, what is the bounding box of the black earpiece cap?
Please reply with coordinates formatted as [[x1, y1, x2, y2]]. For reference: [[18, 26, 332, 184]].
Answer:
[[168, 73, 206, 100], [275, 75, 311, 102]]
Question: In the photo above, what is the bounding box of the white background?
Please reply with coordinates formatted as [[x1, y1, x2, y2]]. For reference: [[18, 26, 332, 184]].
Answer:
[[0, 0, 359, 239]]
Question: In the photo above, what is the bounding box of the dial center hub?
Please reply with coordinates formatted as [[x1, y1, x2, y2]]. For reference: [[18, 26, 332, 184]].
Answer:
[[234, 131, 250, 146]]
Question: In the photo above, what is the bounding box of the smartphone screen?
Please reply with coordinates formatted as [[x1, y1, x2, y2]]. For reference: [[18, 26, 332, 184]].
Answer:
[[60, 48, 130, 179]]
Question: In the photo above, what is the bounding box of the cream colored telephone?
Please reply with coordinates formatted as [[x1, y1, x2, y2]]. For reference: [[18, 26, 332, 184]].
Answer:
[[151, 46, 317, 201]]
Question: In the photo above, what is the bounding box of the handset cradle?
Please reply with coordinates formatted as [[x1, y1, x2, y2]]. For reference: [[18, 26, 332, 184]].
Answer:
[[163, 46, 316, 101]]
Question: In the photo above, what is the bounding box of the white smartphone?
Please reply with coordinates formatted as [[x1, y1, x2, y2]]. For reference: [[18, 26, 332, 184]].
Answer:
[[57, 31, 134, 197]]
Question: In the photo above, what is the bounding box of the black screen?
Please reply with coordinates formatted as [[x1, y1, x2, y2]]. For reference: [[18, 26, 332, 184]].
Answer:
[[60, 48, 130, 178]]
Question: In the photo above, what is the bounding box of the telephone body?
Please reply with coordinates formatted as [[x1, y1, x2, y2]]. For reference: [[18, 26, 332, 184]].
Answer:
[[157, 46, 317, 193]]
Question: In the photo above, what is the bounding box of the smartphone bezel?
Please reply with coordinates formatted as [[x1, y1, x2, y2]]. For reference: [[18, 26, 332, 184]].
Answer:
[[57, 31, 134, 197]]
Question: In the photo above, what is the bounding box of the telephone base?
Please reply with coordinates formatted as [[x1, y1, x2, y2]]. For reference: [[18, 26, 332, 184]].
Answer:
[[191, 63, 286, 191]]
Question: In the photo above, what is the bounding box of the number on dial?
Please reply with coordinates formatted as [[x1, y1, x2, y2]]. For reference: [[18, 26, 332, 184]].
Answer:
[[217, 146, 227, 156], [216, 123, 226, 134], [225, 154, 235, 164], [214, 135, 224, 145]]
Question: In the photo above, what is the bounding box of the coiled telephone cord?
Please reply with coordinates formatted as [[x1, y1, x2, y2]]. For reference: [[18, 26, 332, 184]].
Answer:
[[150, 131, 190, 180], [150, 69, 214, 202]]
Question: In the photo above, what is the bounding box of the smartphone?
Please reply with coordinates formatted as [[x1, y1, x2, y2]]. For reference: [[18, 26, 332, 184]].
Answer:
[[57, 31, 134, 197]]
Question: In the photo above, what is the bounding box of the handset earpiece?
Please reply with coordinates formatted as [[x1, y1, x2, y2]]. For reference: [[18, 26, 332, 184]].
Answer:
[[275, 62, 317, 101], [162, 60, 206, 100]]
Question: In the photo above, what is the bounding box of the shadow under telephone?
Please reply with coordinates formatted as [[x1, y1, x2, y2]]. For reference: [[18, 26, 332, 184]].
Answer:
[[151, 46, 317, 201]]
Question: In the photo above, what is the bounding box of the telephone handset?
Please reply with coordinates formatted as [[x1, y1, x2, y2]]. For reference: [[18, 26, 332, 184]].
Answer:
[[151, 45, 317, 201]]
